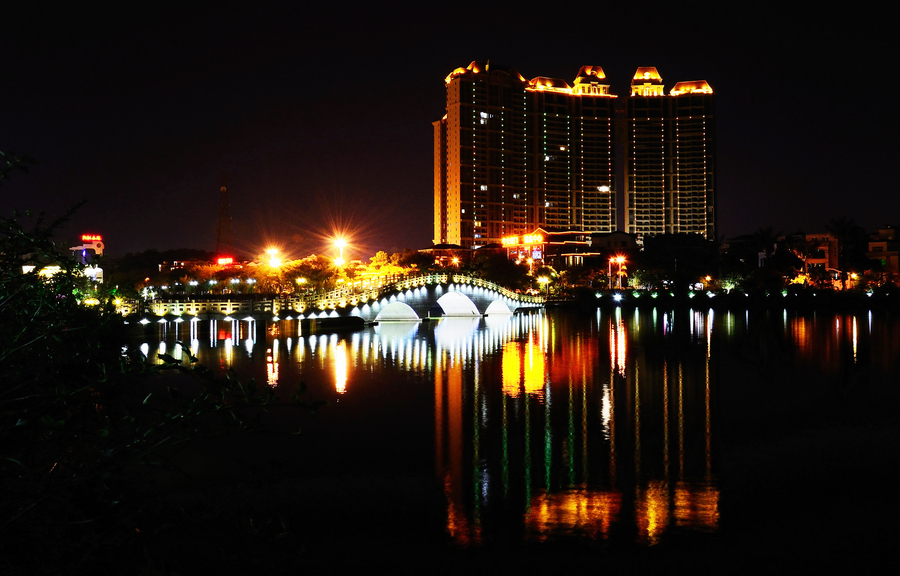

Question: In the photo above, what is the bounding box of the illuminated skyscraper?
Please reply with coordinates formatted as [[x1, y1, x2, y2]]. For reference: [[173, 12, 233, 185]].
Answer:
[[434, 63, 715, 248], [625, 68, 715, 243], [434, 62, 616, 248]]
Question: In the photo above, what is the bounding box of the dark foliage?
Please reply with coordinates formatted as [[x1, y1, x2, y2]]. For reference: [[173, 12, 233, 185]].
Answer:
[[641, 233, 719, 291], [0, 205, 322, 573], [465, 251, 530, 290]]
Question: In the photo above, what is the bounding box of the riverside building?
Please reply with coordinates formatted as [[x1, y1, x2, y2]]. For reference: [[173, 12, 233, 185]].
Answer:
[[625, 68, 715, 243], [433, 62, 715, 248]]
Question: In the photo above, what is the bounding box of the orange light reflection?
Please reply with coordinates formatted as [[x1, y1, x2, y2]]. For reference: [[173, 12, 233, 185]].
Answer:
[[525, 490, 622, 541], [334, 340, 348, 394]]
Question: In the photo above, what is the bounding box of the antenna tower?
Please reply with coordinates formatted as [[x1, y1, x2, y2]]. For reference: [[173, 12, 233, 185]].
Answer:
[[216, 172, 234, 255]]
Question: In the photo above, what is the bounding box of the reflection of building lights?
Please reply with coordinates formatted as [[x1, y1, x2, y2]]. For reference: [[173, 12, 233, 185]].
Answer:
[[334, 340, 348, 394], [525, 490, 622, 540], [501, 339, 545, 399], [636, 480, 670, 545], [674, 483, 719, 530], [266, 341, 279, 387]]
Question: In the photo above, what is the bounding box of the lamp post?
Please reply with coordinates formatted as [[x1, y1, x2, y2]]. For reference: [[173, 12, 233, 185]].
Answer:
[[334, 238, 346, 267], [266, 247, 281, 268], [609, 256, 626, 289], [265, 248, 282, 293], [614, 255, 626, 289], [538, 276, 550, 298]]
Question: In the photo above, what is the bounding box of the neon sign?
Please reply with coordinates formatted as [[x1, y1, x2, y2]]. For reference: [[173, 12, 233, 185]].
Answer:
[[81, 234, 102, 242], [217, 257, 234, 265], [502, 234, 544, 247]]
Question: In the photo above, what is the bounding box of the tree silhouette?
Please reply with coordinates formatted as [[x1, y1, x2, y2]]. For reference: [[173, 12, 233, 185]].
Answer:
[[786, 234, 818, 275], [752, 226, 783, 262], [825, 217, 866, 289]]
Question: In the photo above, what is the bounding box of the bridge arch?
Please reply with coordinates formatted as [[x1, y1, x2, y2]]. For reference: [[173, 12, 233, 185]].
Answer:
[[293, 273, 542, 322], [485, 300, 513, 315], [435, 291, 480, 317], [375, 301, 419, 321]]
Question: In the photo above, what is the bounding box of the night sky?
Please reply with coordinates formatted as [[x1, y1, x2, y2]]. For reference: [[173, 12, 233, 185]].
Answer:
[[3, 3, 896, 261]]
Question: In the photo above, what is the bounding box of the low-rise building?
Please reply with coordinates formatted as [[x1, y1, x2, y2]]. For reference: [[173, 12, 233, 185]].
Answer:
[[500, 228, 637, 269], [867, 226, 900, 280]]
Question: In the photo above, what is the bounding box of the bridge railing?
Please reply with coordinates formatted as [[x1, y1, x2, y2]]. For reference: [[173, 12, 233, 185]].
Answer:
[[288, 272, 543, 312], [448, 274, 544, 304]]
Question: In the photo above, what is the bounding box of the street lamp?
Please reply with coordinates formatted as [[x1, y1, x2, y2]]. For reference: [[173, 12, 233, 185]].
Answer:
[[613, 255, 626, 289], [538, 276, 549, 297], [334, 238, 347, 267], [266, 247, 281, 268]]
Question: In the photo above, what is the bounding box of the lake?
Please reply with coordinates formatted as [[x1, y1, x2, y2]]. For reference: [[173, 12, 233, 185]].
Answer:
[[133, 304, 900, 567]]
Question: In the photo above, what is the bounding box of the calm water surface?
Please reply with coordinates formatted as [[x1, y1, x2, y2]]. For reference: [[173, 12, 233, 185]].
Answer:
[[134, 306, 900, 549]]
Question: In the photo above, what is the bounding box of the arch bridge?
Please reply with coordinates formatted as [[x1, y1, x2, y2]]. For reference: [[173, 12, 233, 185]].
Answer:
[[286, 273, 543, 322]]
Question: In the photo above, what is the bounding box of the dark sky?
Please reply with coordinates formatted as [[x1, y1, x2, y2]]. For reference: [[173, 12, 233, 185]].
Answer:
[[3, 2, 896, 261]]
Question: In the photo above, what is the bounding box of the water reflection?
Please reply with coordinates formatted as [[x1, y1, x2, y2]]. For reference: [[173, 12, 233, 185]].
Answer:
[[132, 307, 896, 548], [431, 308, 720, 546]]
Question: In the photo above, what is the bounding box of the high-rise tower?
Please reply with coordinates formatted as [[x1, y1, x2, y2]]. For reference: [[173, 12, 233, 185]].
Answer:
[[434, 62, 616, 248], [216, 173, 234, 256], [434, 63, 715, 248], [625, 68, 715, 243]]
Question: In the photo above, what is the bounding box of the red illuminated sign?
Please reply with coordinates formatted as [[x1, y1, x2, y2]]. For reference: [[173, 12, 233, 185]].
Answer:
[[501, 233, 543, 247], [81, 234, 103, 242], [217, 257, 234, 265]]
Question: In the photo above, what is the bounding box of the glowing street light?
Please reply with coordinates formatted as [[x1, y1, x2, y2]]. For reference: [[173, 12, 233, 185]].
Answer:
[[615, 256, 626, 289], [334, 237, 347, 267], [538, 276, 550, 297], [610, 255, 626, 289], [266, 247, 281, 268]]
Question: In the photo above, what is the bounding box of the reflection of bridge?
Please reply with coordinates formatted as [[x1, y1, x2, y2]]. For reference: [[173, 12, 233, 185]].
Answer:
[[288, 273, 543, 322]]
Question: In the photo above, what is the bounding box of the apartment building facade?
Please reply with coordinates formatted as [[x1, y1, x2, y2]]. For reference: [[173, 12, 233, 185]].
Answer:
[[434, 62, 715, 248]]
